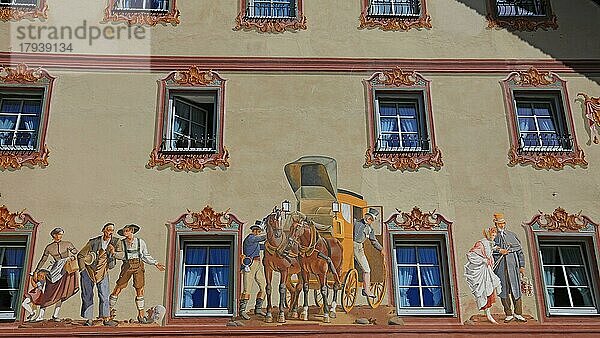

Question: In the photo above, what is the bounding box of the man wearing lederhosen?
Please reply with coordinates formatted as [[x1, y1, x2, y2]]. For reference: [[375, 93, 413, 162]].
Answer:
[[353, 208, 384, 299], [239, 220, 267, 320], [492, 213, 527, 323], [109, 224, 165, 324]]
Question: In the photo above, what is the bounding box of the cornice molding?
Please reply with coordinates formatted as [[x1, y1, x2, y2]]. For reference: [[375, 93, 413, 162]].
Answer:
[[2, 53, 600, 74]]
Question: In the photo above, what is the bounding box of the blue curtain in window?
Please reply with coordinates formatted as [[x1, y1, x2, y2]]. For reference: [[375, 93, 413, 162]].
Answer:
[[418, 247, 442, 306], [183, 247, 206, 308], [396, 247, 415, 307], [0, 117, 15, 146], [4, 248, 25, 311], [208, 247, 230, 308]]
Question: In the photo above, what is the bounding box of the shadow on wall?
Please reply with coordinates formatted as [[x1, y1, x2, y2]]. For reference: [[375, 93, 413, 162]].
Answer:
[[451, 0, 600, 86]]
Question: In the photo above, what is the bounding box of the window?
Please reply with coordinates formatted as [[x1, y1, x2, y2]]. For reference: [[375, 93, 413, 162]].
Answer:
[[165, 92, 217, 152], [501, 68, 585, 169], [539, 241, 598, 315], [0, 239, 26, 320], [148, 68, 229, 171], [486, 0, 557, 31], [112, 0, 169, 12], [103, 0, 179, 26], [0, 89, 44, 151], [514, 93, 571, 152], [0, 0, 46, 21], [368, 0, 421, 17], [360, 0, 430, 31], [375, 92, 429, 152], [364, 69, 443, 171], [394, 239, 452, 314], [234, 0, 307, 33], [0, 64, 54, 169], [177, 239, 233, 316]]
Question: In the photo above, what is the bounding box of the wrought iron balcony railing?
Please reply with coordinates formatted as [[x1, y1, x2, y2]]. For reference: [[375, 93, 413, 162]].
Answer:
[[519, 133, 572, 152], [160, 136, 216, 153], [113, 0, 169, 12], [245, 1, 296, 19], [376, 135, 430, 152], [0, 132, 37, 151], [368, 0, 421, 17], [0, 0, 37, 7], [496, 0, 547, 17]]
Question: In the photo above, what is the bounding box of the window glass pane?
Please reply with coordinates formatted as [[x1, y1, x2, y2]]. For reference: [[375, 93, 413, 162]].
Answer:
[[0, 116, 17, 131], [537, 118, 556, 131], [397, 267, 418, 286], [182, 288, 204, 308], [398, 104, 417, 117], [185, 246, 207, 265], [208, 267, 229, 286], [0, 100, 21, 113], [209, 247, 230, 265], [183, 267, 205, 287], [571, 287, 594, 307], [549, 287, 571, 307], [405, 287, 421, 307], [22, 101, 41, 114], [207, 289, 228, 308], [174, 118, 189, 135], [560, 246, 583, 265], [379, 103, 397, 116], [533, 104, 552, 116], [399, 119, 417, 132], [190, 124, 206, 142], [518, 117, 537, 131], [543, 266, 566, 286], [396, 246, 416, 264], [0, 268, 22, 289], [1, 247, 25, 266], [380, 117, 399, 132], [516, 104, 533, 116], [18, 116, 39, 131], [0, 290, 19, 313], [417, 247, 438, 265], [422, 287, 443, 307], [566, 267, 588, 287], [175, 101, 190, 120], [420, 267, 441, 286], [541, 246, 560, 265]]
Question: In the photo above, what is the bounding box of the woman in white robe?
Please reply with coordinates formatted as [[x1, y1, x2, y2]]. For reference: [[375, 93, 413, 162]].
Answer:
[[465, 227, 502, 324]]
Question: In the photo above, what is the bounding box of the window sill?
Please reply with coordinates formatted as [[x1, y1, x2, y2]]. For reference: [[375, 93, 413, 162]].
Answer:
[[0, 144, 49, 169], [508, 146, 587, 169], [486, 13, 558, 31], [359, 10, 431, 31], [148, 147, 230, 171], [0, 1, 47, 21], [365, 146, 442, 171], [234, 13, 307, 33]]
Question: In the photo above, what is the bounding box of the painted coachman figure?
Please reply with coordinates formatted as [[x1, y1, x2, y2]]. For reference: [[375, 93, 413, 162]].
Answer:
[[239, 220, 267, 320], [492, 213, 527, 323]]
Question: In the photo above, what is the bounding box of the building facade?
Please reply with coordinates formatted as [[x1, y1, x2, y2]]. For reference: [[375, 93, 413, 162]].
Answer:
[[0, 0, 599, 335]]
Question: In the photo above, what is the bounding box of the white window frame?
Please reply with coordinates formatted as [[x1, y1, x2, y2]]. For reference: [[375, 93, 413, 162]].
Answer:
[[113, 0, 169, 12], [164, 90, 218, 153], [175, 238, 234, 317], [374, 91, 430, 153], [539, 241, 599, 316], [247, 0, 296, 19], [392, 239, 450, 315], [0, 90, 44, 151], [368, 0, 422, 17], [0, 242, 27, 320]]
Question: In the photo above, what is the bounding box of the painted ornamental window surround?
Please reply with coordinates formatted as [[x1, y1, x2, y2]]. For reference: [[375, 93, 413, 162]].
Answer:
[[486, 0, 558, 31], [0, 0, 46, 21], [384, 207, 460, 320], [359, 0, 431, 31], [523, 208, 600, 321], [364, 68, 443, 171], [164, 206, 243, 323], [235, 0, 307, 33], [0, 205, 40, 321], [0, 64, 54, 170], [501, 67, 586, 170], [148, 67, 230, 171], [103, 0, 180, 26]]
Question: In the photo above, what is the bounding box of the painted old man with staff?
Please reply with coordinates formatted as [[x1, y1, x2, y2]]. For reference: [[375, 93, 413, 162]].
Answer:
[[492, 213, 527, 323]]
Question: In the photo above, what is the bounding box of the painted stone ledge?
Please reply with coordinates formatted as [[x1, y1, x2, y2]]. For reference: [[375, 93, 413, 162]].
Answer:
[[365, 146, 443, 171], [0, 0, 47, 21], [147, 147, 230, 172]]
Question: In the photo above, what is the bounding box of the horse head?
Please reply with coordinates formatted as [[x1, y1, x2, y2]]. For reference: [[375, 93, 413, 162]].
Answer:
[[263, 207, 284, 239]]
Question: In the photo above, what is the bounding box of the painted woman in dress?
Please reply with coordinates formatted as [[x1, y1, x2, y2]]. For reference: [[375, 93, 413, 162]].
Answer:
[[464, 226, 502, 324], [33, 227, 79, 321]]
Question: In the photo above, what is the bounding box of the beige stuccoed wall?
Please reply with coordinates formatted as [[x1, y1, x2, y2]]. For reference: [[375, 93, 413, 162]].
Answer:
[[1, 69, 600, 320], [0, 1, 599, 58]]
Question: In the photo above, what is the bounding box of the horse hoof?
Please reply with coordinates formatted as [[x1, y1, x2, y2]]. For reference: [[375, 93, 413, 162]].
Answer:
[[330, 311, 337, 319], [277, 314, 286, 323], [290, 311, 299, 319], [323, 315, 331, 323], [302, 314, 308, 321], [265, 314, 273, 323]]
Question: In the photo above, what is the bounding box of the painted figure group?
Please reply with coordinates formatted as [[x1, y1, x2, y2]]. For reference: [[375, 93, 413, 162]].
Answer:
[[239, 207, 383, 323], [464, 213, 528, 324], [24, 223, 165, 326]]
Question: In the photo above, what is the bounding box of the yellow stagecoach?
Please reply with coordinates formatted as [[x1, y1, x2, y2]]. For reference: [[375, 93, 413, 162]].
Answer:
[[284, 156, 386, 312]]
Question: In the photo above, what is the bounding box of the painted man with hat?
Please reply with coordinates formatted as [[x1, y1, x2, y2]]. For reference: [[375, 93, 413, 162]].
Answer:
[[77, 223, 119, 326], [108, 224, 165, 324], [239, 220, 267, 320], [492, 213, 527, 323], [353, 207, 384, 299]]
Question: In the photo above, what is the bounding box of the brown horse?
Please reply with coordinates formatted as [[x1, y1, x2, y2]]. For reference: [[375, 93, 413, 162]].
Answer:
[[288, 218, 343, 323], [262, 207, 302, 323]]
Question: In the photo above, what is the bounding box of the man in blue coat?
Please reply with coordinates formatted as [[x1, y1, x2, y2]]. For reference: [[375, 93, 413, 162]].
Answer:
[[239, 220, 267, 320], [492, 213, 527, 323]]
